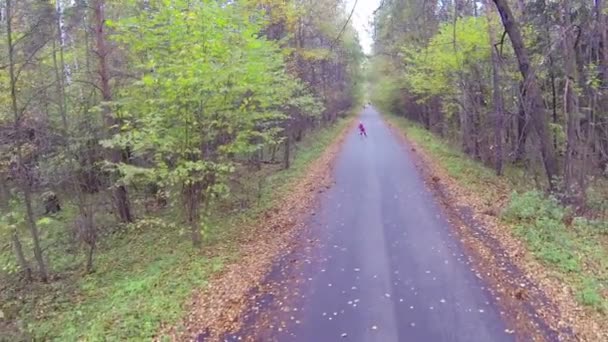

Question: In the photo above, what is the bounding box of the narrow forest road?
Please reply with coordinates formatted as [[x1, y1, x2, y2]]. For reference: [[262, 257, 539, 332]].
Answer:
[[222, 107, 521, 341]]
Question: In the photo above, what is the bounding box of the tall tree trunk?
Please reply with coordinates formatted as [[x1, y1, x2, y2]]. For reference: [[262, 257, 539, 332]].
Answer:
[[562, 0, 581, 194], [52, 0, 68, 133], [563, 76, 579, 193], [0, 177, 9, 208], [23, 186, 48, 281], [492, 0, 559, 187], [596, 0, 608, 176], [460, 95, 473, 155], [83, 207, 97, 273], [11, 229, 32, 282], [93, 0, 133, 223], [6, 0, 49, 282], [549, 58, 558, 150], [184, 182, 202, 248], [283, 132, 291, 170], [52, 38, 68, 132], [515, 84, 529, 163], [3, 169, 31, 281], [75, 193, 98, 273], [486, 5, 505, 175], [86, 242, 96, 273]]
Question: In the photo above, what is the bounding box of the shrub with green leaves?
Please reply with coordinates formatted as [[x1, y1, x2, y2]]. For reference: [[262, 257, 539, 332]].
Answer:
[[503, 191, 564, 222], [503, 191, 579, 272]]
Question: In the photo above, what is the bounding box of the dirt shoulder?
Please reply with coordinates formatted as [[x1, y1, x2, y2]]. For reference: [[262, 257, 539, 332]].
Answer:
[[384, 116, 607, 342], [157, 117, 357, 341]]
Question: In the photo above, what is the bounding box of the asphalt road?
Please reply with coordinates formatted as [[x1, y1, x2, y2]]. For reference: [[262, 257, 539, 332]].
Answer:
[[233, 107, 515, 342]]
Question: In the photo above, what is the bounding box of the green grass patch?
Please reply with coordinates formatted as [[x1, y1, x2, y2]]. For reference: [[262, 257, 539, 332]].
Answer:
[[384, 112, 608, 313], [1, 114, 354, 341], [503, 191, 581, 273], [28, 218, 227, 341]]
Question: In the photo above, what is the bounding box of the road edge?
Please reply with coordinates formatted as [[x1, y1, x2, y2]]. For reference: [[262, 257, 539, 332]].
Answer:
[[157, 116, 358, 341], [381, 113, 580, 342]]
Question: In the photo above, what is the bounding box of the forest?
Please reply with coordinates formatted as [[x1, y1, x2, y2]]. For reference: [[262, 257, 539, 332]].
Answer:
[[0, 0, 362, 339], [4, 0, 608, 339], [372, 0, 608, 199], [370, 0, 608, 322]]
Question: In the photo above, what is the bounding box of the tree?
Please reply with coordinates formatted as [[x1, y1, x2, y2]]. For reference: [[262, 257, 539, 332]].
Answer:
[[3, 0, 52, 282], [0, 0, 361, 289], [485, 1, 504, 175], [106, 0, 320, 247], [491, 0, 558, 186], [371, 0, 608, 204], [249, 0, 363, 168], [92, 0, 133, 223]]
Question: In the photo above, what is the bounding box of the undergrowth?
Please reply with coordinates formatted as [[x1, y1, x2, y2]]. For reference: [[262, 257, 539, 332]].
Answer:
[[0, 114, 354, 341], [384, 112, 608, 313]]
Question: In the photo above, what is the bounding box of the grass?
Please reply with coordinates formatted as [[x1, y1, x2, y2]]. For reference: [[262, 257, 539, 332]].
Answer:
[[384, 112, 608, 313], [0, 114, 354, 341], [28, 218, 227, 341]]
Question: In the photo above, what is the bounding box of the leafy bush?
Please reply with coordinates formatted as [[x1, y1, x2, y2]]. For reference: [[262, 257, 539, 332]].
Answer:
[[503, 191, 579, 272], [577, 278, 605, 311], [587, 186, 608, 215], [573, 217, 608, 235], [503, 191, 564, 222]]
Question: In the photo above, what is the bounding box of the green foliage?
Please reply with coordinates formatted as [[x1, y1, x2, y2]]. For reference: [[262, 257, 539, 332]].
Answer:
[[577, 278, 604, 311], [1, 110, 354, 340], [500, 188, 607, 309], [573, 216, 608, 235], [26, 216, 228, 340], [403, 17, 490, 99], [369, 56, 404, 114], [0, 203, 24, 275], [1, 0, 362, 338], [549, 122, 567, 155], [503, 191, 564, 222], [585, 186, 608, 220], [503, 191, 579, 273], [102, 1, 323, 224], [370, 16, 499, 122]]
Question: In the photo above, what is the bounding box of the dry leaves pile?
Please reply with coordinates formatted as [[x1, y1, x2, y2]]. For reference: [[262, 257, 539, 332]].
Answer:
[[387, 121, 607, 342], [157, 118, 357, 341]]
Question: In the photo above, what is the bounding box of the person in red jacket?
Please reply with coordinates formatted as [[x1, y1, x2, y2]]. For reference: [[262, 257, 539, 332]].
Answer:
[[358, 121, 367, 137]]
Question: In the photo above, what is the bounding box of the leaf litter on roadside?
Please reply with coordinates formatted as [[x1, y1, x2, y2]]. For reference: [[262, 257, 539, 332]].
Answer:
[[387, 119, 606, 342], [157, 119, 358, 341]]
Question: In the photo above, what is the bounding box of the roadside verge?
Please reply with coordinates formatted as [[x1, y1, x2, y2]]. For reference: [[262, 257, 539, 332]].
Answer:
[[383, 113, 607, 342], [158, 115, 358, 341]]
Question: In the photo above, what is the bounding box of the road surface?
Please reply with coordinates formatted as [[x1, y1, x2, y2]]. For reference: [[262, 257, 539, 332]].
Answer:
[[228, 107, 515, 341]]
